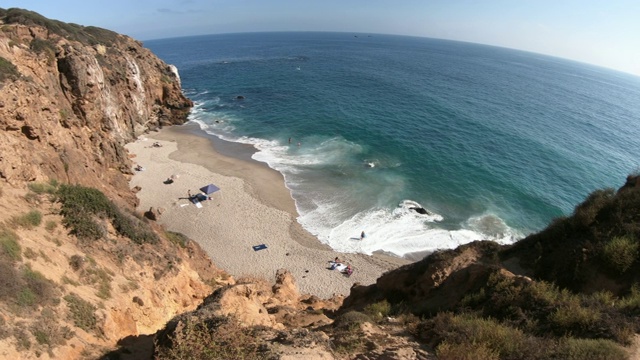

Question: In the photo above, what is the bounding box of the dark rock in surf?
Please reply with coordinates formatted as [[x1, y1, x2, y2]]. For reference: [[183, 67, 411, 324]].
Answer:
[[410, 207, 429, 215], [236, 95, 245, 100]]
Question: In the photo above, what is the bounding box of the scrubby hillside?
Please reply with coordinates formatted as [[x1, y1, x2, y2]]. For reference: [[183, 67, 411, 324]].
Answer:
[[503, 175, 640, 295], [0, 182, 231, 359]]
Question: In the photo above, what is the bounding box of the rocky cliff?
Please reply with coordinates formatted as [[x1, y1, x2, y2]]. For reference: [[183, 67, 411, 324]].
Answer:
[[0, 8, 220, 360], [0, 8, 192, 206]]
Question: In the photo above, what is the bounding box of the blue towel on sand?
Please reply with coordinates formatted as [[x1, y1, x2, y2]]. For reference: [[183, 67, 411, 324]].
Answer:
[[252, 244, 268, 251]]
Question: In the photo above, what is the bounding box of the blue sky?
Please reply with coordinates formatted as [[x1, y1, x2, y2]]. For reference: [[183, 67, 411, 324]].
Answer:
[[5, 0, 640, 76]]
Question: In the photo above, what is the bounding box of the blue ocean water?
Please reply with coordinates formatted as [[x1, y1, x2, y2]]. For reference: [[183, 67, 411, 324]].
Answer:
[[145, 32, 640, 257]]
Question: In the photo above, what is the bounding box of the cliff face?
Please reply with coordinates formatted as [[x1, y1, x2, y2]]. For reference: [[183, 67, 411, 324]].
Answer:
[[0, 9, 221, 360], [0, 8, 192, 205]]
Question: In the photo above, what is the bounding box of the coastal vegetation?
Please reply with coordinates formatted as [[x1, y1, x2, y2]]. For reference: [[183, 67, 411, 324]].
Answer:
[[0, 56, 19, 83], [57, 184, 158, 244], [505, 180, 640, 293], [2, 8, 121, 46]]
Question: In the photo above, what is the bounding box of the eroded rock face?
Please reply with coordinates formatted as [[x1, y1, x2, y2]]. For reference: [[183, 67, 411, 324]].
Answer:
[[0, 17, 192, 206]]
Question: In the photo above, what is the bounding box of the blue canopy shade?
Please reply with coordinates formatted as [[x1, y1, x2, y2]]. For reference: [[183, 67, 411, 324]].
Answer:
[[200, 184, 220, 195]]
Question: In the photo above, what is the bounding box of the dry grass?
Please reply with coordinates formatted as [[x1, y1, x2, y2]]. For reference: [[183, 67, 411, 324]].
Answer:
[[10, 210, 42, 229]]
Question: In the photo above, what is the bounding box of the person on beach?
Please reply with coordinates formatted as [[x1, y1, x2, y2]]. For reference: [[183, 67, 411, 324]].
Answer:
[[360, 231, 366, 240], [329, 257, 341, 270], [344, 264, 353, 276]]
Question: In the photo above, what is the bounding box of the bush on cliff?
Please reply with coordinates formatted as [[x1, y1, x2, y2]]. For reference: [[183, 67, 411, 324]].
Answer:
[[3, 8, 120, 46], [56, 184, 157, 244], [417, 312, 628, 360], [602, 235, 638, 274], [155, 316, 271, 360], [460, 270, 638, 344], [0, 56, 20, 83], [504, 183, 640, 293]]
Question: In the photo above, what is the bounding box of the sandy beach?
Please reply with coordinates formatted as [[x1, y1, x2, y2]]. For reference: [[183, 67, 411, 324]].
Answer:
[[126, 124, 408, 299]]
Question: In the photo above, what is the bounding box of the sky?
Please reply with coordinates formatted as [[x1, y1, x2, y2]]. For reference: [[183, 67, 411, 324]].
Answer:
[[4, 0, 640, 76]]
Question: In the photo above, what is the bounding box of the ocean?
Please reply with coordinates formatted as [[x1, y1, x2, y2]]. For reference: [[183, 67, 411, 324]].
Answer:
[[145, 32, 640, 258]]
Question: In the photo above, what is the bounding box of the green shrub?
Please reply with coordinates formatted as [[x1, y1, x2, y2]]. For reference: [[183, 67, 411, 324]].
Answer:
[[23, 247, 37, 260], [557, 338, 627, 360], [602, 235, 638, 274], [111, 211, 158, 245], [23, 192, 39, 205], [11, 209, 43, 229], [549, 302, 601, 336], [13, 326, 31, 350], [28, 181, 57, 194], [572, 188, 614, 226], [422, 313, 531, 359], [166, 231, 189, 248], [333, 311, 372, 329], [0, 228, 22, 261], [45, 220, 57, 232], [3, 8, 121, 47], [436, 340, 499, 360], [156, 317, 271, 360], [0, 56, 19, 83], [618, 284, 640, 312], [57, 184, 158, 243], [363, 300, 391, 323], [30, 308, 70, 347], [64, 293, 97, 332], [21, 266, 58, 308], [30, 38, 55, 54], [61, 276, 79, 286], [17, 288, 36, 307]]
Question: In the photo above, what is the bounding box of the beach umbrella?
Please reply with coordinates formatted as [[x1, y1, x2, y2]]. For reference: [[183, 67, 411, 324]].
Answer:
[[170, 174, 180, 180], [200, 184, 220, 195]]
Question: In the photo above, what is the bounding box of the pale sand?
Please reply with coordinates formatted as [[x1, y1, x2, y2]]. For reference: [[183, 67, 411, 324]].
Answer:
[[126, 124, 409, 299]]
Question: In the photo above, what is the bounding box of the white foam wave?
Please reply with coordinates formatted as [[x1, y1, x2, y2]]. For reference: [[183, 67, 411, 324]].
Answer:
[[298, 198, 519, 257]]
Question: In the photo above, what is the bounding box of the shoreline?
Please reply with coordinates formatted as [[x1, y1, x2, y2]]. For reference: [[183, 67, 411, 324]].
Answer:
[[126, 123, 409, 298]]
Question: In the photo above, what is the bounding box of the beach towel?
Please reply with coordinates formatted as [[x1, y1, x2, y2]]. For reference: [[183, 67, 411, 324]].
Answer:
[[335, 263, 347, 272], [252, 244, 268, 251]]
